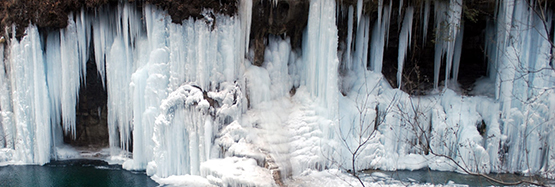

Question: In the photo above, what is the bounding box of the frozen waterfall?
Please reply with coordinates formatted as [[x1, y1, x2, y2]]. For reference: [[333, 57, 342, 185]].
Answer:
[[0, 0, 554, 185]]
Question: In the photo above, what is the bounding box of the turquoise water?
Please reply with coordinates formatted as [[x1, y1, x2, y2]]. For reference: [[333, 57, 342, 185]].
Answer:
[[0, 160, 158, 187], [2, 160, 554, 187]]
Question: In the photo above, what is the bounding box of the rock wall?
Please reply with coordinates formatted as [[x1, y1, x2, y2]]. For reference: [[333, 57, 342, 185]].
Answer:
[[0, 0, 237, 39]]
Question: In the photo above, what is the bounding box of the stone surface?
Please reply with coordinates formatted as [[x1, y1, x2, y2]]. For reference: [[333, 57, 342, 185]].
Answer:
[[0, 0, 237, 39]]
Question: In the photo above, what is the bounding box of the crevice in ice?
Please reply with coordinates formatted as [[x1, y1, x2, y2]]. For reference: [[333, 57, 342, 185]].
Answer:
[[63, 57, 108, 150]]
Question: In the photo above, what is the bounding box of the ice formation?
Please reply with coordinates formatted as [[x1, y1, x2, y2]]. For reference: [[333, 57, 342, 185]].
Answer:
[[0, 0, 554, 186], [397, 6, 414, 88]]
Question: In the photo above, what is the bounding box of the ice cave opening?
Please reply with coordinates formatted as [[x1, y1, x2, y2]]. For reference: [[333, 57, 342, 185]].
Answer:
[[63, 57, 109, 150]]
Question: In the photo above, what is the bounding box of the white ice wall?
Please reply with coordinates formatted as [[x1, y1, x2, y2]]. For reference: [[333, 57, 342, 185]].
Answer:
[[483, 0, 555, 175], [291, 0, 555, 177], [1, 26, 51, 165]]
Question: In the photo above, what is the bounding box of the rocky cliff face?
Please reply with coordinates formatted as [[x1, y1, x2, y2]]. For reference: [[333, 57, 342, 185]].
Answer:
[[0, 0, 237, 39], [0, 0, 109, 39]]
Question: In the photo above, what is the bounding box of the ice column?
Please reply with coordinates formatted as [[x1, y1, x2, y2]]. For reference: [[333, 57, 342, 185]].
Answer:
[[0, 42, 14, 151], [8, 26, 51, 164], [302, 0, 339, 115], [301, 0, 340, 169]]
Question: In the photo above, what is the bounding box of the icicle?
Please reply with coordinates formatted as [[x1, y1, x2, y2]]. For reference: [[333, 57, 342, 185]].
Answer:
[[105, 3, 144, 154], [356, 0, 363, 26], [342, 6, 354, 71], [451, 24, 463, 84], [370, 0, 391, 72], [92, 8, 114, 88], [239, 0, 253, 64], [443, 0, 463, 88], [59, 14, 85, 138], [46, 32, 62, 132], [397, 6, 414, 88], [354, 15, 370, 71], [76, 10, 90, 84], [494, 0, 515, 100], [302, 0, 339, 113], [432, 0, 463, 90]]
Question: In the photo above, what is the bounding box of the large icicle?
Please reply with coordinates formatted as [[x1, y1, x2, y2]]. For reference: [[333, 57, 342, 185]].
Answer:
[[432, 0, 463, 90], [354, 15, 370, 71], [451, 24, 463, 84], [105, 3, 143, 154], [57, 14, 89, 138], [239, 0, 253, 64], [370, 0, 391, 73], [397, 6, 414, 88], [92, 7, 117, 88]]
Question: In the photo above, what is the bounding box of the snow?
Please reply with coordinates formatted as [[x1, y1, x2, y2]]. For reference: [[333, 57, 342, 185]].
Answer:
[[0, 0, 554, 186], [152, 175, 214, 187], [201, 157, 276, 187], [285, 169, 441, 187]]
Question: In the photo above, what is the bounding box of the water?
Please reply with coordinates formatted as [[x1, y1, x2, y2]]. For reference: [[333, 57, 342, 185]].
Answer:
[[364, 169, 555, 186], [0, 160, 158, 187]]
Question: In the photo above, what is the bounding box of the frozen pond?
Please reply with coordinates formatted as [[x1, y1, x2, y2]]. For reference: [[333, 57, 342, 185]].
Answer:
[[0, 160, 158, 187]]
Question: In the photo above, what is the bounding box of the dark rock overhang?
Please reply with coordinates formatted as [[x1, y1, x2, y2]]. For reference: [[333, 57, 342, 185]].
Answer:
[[0, 0, 238, 39]]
